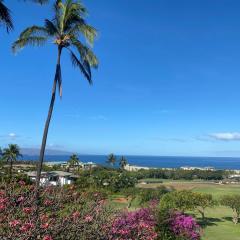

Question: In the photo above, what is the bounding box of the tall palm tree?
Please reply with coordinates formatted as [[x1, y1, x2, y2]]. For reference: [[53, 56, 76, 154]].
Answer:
[[0, 0, 13, 32], [2, 144, 22, 179], [106, 153, 116, 167], [13, 0, 98, 190], [119, 156, 127, 170], [68, 153, 80, 170]]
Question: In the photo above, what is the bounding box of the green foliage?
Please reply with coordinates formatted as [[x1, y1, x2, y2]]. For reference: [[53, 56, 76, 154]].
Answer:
[[133, 168, 226, 181], [160, 190, 197, 212], [0, 0, 13, 32], [139, 186, 170, 205], [76, 167, 137, 193], [13, 0, 98, 89], [221, 195, 240, 224], [119, 156, 127, 169], [106, 153, 117, 167], [193, 192, 216, 220], [2, 144, 22, 179]]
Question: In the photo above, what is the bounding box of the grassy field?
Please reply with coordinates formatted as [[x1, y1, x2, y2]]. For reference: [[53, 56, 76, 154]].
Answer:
[[117, 179, 240, 240]]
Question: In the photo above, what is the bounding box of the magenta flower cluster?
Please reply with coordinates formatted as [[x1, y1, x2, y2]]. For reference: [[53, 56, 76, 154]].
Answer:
[[109, 208, 158, 240], [170, 211, 201, 240]]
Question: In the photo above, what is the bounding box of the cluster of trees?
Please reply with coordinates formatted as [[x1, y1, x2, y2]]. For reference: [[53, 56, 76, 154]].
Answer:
[[160, 190, 215, 221], [133, 168, 227, 181], [159, 190, 240, 225], [76, 167, 137, 192], [106, 153, 128, 169]]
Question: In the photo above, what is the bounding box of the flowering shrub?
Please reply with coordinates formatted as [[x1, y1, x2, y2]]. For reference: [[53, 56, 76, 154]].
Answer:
[[108, 208, 158, 240], [170, 211, 201, 240], [0, 181, 115, 240], [0, 180, 202, 240]]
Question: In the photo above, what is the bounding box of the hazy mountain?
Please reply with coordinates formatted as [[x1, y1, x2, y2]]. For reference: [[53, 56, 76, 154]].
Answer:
[[21, 148, 73, 156]]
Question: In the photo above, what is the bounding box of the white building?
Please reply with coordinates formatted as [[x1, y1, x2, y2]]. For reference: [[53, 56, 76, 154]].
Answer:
[[124, 164, 150, 172], [27, 171, 77, 186]]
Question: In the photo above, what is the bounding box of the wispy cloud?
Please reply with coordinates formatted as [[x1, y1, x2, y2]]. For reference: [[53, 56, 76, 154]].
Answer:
[[209, 132, 240, 141], [0, 133, 19, 140], [150, 137, 187, 142], [89, 115, 108, 121]]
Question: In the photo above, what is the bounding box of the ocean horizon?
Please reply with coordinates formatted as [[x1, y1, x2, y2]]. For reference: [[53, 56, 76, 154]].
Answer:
[[22, 155, 240, 170]]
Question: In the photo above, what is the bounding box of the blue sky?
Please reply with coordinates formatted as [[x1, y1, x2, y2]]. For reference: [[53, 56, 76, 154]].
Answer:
[[1, 0, 240, 156]]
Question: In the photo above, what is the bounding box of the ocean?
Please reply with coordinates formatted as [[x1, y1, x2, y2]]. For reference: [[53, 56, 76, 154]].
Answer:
[[22, 155, 240, 170]]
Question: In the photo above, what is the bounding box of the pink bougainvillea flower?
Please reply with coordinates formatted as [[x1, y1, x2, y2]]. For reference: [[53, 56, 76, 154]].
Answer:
[[41, 223, 50, 229], [23, 207, 32, 214], [20, 222, 34, 232], [17, 196, 24, 203], [72, 211, 80, 219], [84, 215, 93, 222], [9, 219, 21, 227], [43, 235, 53, 240], [44, 199, 53, 206], [18, 180, 26, 186]]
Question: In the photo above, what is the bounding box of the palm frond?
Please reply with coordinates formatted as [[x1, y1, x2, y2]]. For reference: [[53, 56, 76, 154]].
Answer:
[[19, 25, 48, 39], [68, 48, 92, 84], [79, 24, 97, 45], [0, 0, 13, 32], [12, 36, 47, 53], [71, 38, 98, 68], [45, 19, 59, 36]]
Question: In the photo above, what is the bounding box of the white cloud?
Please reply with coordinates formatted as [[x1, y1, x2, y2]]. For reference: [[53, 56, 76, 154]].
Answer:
[[9, 133, 16, 138], [209, 132, 240, 141]]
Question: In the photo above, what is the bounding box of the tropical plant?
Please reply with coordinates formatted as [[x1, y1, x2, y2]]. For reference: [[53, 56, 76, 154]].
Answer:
[[160, 190, 198, 213], [221, 195, 240, 224], [169, 211, 201, 240], [13, 0, 98, 191], [0, 181, 115, 240], [193, 192, 215, 220], [108, 208, 157, 240], [2, 144, 22, 179], [106, 153, 116, 167], [0, 0, 13, 32], [119, 156, 127, 169], [68, 153, 80, 170]]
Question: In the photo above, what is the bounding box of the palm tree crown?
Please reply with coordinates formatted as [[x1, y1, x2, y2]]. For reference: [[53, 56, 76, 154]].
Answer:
[[13, 0, 98, 96], [2, 144, 21, 163], [119, 156, 127, 169], [0, 0, 13, 32], [68, 153, 80, 167], [106, 153, 117, 166]]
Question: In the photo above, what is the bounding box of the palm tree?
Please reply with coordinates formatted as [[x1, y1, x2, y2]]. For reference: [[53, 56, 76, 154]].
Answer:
[[119, 156, 127, 170], [2, 144, 22, 179], [12, 0, 98, 190], [106, 153, 116, 167], [0, 0, 13, 32], [68, 154, 80, 170]]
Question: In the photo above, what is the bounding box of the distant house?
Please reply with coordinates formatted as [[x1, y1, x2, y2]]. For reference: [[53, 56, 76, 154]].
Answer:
[[124, 164, 150, 172], [180, 166, 215, 171], [27, 171, 78, 186]]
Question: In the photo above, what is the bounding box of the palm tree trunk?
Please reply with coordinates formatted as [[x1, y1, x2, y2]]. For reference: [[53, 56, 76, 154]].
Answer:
[[9, 159, 13, 181], [35, 46, 62, 191]]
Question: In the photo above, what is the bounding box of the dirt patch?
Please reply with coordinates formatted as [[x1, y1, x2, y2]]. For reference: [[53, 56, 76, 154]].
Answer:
[[112, 197, 128, 203]]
